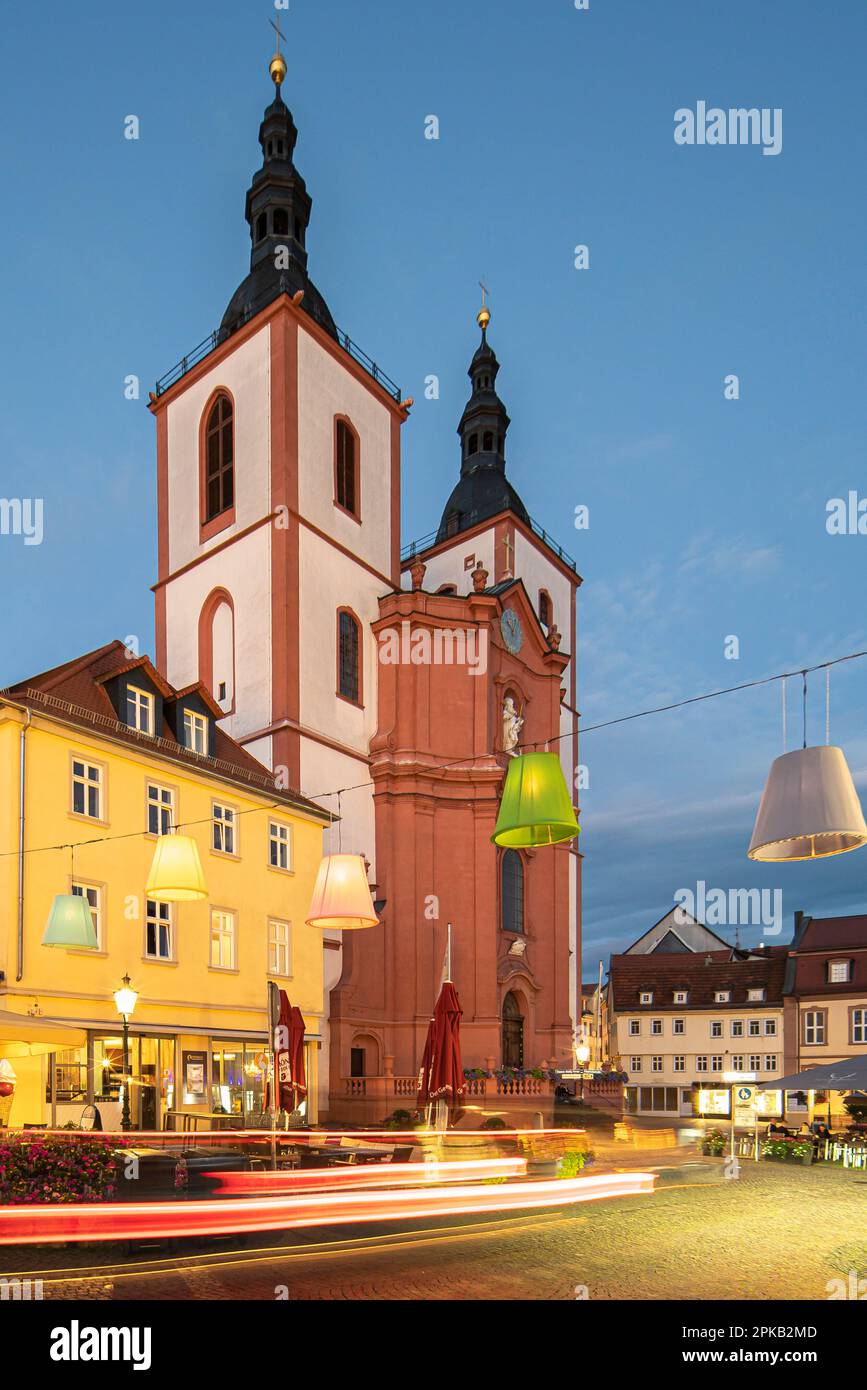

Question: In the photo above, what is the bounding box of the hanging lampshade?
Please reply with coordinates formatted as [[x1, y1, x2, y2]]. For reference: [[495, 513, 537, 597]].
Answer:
[[748, 746, 867, 861], [492, 751, 580, 848], [145, 834, 207, 901], [42, 894, 99, 949], [305, 854, 380, 930]]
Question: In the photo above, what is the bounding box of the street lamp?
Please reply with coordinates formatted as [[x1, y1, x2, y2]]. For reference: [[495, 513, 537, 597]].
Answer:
[[575, 1041, 591, 1102], [113, 974, 139, 1133]]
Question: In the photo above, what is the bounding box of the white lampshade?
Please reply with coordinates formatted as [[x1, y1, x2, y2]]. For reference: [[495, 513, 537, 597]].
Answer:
[[305, 854, 380, 930], [748, 746, 867, 862]]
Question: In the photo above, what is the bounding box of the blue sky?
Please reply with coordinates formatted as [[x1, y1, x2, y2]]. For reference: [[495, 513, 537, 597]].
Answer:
[[2, 1, 867, 967]]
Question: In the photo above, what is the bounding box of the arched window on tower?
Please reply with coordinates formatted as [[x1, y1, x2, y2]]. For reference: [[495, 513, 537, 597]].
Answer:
[[538, 590, 552, 631], [255, 213, 267, 243], [198, 588, 235, 714], [483, 431, 494, 452], [335, 418, 359, 518], [468, 434, 479, 456], [204, 394, 234, 523], [273, 208, 289, 236], [337, 609, 361, 704], [501, 849, 524, 934]]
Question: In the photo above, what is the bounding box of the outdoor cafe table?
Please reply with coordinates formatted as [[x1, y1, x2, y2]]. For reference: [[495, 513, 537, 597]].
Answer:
[[163, 1110, 240, 1133]]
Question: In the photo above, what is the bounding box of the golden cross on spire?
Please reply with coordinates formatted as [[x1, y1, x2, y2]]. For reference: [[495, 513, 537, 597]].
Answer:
[[270, 14, 286, 54], [269, 13, 288, 86], [477, 278, 491, 332]]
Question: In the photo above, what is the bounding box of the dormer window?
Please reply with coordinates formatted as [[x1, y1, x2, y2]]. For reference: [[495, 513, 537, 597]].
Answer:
[[673, 989, 688, 1004], [828, 960, 851, 983], [747, 987, 766, 1002], [183, 709, 208, 756], [126, 686, 155, 736], [639, 990, 653, 1005], [714, 990, 731, 1004]]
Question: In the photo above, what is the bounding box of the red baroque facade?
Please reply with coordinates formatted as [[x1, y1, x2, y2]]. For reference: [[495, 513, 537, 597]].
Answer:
[[329, 576, 577, 1091]]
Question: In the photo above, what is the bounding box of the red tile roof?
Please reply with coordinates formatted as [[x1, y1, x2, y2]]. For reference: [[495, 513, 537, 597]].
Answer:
[[609, 947, 788, 1011], [797, 915, 867, 953], [2, 640, 329, 821]]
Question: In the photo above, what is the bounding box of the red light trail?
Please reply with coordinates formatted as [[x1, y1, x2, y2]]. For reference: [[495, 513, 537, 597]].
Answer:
[[0, 1171, 655, 1246]]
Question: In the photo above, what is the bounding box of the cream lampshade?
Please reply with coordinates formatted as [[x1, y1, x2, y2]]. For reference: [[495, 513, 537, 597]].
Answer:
[[305, 854, 380, 930], [748, 746, 867, 861]]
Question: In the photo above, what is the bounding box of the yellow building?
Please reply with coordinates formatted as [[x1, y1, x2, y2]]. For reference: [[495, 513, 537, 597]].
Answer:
[[0, 641, 330, 1130]]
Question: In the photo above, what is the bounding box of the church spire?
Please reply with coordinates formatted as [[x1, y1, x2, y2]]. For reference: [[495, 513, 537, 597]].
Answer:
[[436, 299, 529, 543], [220, 31, 336, 339], [457, 297, 511, 477]]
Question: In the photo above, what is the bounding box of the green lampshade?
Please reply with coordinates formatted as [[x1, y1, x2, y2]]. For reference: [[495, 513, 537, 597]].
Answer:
[[492, 751, 580, 848], [42, 894, 98, 950]]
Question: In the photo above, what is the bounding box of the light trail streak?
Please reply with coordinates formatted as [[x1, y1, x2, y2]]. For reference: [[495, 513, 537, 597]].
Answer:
[[209, 1157, 526, 1193], [0, 1171, 655, 1246]]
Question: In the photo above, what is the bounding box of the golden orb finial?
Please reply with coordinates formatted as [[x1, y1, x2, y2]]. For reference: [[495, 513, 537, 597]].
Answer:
[[477, 278, 490, 332], [269, 51, 287, 86]]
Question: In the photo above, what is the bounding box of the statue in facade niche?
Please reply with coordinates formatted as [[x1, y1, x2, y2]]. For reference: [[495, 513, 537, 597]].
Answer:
[[502, 696, 523, 755]]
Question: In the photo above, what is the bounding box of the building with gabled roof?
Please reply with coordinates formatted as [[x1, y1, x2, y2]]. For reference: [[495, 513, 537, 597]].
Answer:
[[0, 641, 330, 1130]]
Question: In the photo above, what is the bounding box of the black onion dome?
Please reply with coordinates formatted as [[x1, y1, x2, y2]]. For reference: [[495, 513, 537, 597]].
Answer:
[[436, 320, 529, 542], [220, 84, 336, 341]]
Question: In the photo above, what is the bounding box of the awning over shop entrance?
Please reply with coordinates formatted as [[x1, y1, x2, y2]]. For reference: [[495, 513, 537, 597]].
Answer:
[[0, 1009, 88, 1057], [758, 1054, 867, 1094]]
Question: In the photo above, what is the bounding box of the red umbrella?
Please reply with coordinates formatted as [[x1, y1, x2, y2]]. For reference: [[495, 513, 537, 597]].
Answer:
[[417, 981, 465, 1113], [265, 992, 307, 1114], [287, 1004, 307, 1112]]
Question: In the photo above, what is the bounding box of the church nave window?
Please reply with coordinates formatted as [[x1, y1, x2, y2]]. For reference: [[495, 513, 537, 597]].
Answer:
[[500, 849, 525, 935], [337, 608, 361, 704], [334, 418, 359, 518], [204, 393, 234, 523]]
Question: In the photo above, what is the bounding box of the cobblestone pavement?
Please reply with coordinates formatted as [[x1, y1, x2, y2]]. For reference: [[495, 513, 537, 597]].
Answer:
[[5, 1158, 866, 1302]]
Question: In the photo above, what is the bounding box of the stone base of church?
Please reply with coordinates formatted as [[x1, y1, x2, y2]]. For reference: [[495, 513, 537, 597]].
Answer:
[[325, 1072, 559, 1129]]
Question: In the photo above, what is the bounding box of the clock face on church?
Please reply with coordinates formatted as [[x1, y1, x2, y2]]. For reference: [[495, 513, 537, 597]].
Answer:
[[500, 608, 523, 654]]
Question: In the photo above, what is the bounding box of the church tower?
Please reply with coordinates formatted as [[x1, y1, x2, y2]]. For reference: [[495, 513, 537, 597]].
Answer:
[[150, 53, 407, 886], [328, 307, 583, 1110], [151, 45, 581, 1116]]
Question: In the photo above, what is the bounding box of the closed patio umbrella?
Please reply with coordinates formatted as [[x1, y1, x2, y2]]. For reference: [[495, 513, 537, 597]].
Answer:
[[265, 992, 307, 1115], [417, 981, 466, 1119]]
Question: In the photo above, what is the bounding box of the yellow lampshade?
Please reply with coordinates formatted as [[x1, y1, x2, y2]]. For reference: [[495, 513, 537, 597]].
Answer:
[[145, 834, 207, 901], [492, 751, 580, 847], [748, 746, 867, 862], [305, 854, 380, 930]]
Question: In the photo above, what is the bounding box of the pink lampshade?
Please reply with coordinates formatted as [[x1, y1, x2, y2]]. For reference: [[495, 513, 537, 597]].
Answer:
[[305, 854, 380, 930]]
